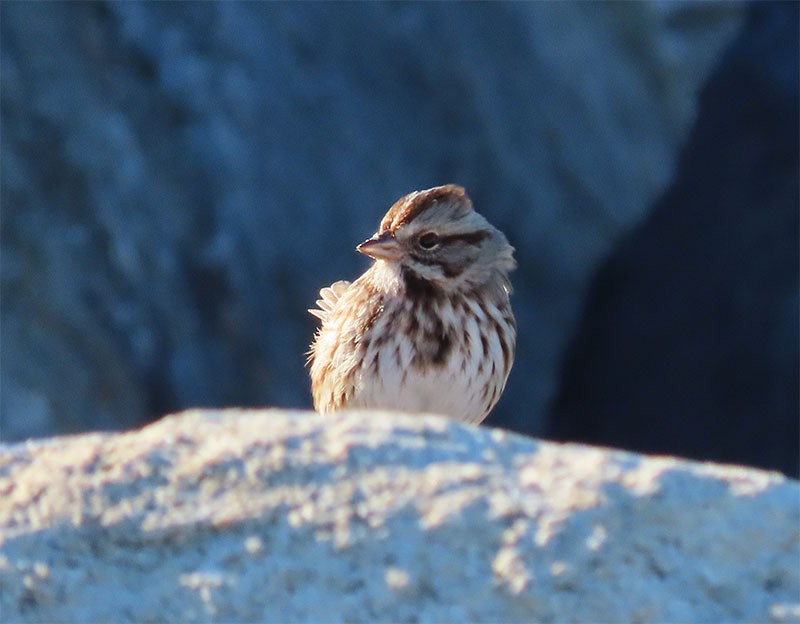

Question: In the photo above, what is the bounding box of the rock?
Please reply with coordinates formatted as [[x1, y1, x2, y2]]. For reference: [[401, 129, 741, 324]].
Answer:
[[1, 409, 797, 622], [0, 2, 743, 441], [549, 2, 800, 477]]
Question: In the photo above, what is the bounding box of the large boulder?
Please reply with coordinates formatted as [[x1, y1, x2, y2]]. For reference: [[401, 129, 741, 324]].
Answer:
[[550, 2, 800, 477], [1, 409, 797, 622], [0, 2, 743, 441]]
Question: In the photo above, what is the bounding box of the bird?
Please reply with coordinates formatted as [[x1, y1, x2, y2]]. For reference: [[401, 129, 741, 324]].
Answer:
[[307, 184, 516, 424]]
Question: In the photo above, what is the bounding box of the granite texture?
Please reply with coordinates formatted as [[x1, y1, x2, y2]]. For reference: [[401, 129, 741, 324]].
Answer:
[[1, 409, 798, 622]]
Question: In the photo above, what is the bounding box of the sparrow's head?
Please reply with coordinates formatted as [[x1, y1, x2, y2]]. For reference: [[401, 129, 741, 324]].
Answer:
[[357, 185, 516, 293]]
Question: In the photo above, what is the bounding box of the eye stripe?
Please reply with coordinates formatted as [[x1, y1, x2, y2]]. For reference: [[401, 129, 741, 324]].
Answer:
[[439, 230, 491, 246]]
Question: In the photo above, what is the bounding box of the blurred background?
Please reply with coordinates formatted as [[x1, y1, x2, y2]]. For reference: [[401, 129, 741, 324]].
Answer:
[[1, 2, 797, 476]]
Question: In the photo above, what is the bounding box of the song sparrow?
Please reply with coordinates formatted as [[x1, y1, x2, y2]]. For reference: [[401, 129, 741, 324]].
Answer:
[[308, 184, 516, 424]]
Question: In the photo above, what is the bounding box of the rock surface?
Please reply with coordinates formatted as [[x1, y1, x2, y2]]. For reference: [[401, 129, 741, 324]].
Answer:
[[0, 1, 743, 441], [550, 2, 800, 477], [1, 409, 798, 623]]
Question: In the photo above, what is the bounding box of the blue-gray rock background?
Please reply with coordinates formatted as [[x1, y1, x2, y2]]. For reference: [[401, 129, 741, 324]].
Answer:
[[1, 2, 797, 475], [551, 2, 799, 477]]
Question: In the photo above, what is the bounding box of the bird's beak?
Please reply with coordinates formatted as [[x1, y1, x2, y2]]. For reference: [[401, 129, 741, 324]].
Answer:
[[356, 231, 402, 261]]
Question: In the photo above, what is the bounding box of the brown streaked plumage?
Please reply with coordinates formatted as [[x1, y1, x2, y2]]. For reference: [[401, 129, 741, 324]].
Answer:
[[307, 184, 516, 424]]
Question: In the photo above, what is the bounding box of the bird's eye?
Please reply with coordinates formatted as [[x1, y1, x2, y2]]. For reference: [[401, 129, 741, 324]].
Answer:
[[417, 232, 440, 250]]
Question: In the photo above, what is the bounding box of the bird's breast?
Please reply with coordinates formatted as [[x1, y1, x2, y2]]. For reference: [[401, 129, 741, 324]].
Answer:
[[348, 292, 514, 424]]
